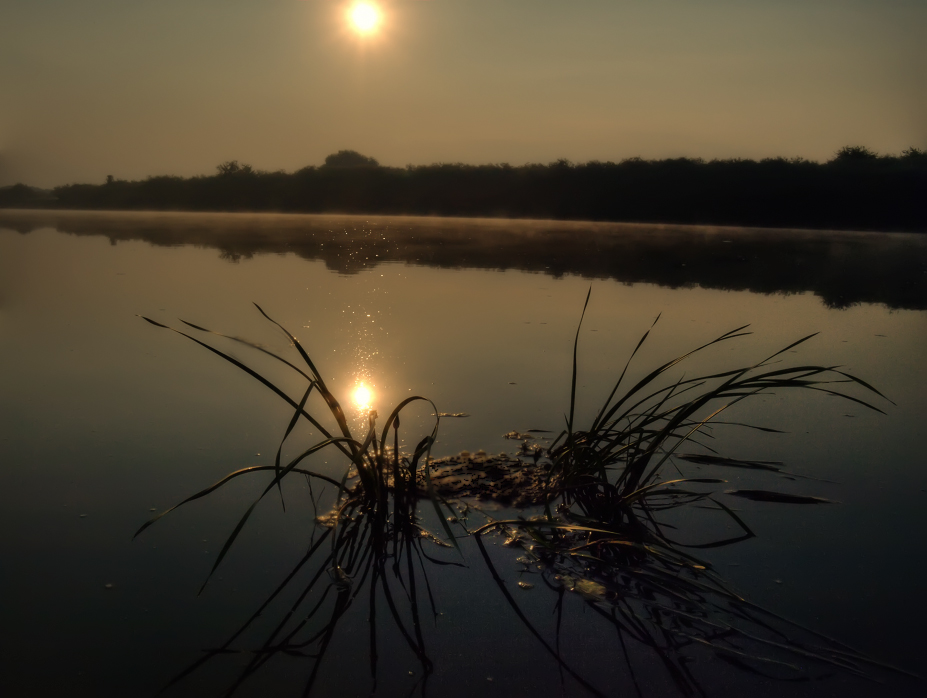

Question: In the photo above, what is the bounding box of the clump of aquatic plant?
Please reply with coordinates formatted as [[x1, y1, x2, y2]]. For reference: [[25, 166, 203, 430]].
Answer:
[[134, 297, 912, 696], [134, 306, 464, 693], [463, 289, 903, 694], [545, 289, 890, 506], [135, 304, 457, 594], [473, 289, 889, 591]]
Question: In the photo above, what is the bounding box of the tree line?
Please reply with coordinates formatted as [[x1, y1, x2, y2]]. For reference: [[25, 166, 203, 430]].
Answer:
[[3, 147, 925, 231]]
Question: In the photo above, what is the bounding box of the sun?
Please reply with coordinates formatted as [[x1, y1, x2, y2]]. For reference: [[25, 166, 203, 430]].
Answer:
[[349, 3, 381, 35]]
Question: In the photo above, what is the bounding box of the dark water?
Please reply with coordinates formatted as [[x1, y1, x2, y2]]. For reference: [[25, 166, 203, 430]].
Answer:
[[1, 211, 925, 697]]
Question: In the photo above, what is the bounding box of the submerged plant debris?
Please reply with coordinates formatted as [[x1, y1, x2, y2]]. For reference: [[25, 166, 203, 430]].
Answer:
[[419, 453, 547, 506]]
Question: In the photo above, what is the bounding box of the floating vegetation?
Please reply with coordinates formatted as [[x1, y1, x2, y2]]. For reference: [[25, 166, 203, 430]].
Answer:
[[134, 293, 915, 696], [420, 453, 546, 507], [503, 430, 534, 440]]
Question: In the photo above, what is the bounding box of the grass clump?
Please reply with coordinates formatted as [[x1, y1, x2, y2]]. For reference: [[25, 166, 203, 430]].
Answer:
[[136, 304, 456, 594], [134, 294, 906, 696], [546, 289, 888, 503], [135, 304, 463, 694], [468, 288, 900, 694]]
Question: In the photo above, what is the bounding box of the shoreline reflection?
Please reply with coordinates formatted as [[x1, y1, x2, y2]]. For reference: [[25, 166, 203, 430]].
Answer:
[[1, 209, 925, 310]]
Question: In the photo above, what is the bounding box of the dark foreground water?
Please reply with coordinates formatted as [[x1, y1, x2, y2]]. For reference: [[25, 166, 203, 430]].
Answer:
[[1, 211, 925, 697]]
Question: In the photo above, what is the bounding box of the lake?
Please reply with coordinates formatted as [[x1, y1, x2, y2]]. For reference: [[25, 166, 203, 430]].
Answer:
[[1, 210, 925, 697]]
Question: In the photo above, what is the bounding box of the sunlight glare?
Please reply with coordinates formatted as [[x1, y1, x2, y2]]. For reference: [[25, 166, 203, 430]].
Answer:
[[349, 3, 381, 35], [353, 383, 373, 410]]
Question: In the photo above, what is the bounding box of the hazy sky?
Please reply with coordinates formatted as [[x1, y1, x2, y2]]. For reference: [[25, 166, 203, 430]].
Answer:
[[1, 0, 924, 187]]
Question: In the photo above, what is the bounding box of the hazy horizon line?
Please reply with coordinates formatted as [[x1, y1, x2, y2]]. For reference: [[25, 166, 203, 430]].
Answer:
[[4, 144, 924, 190]]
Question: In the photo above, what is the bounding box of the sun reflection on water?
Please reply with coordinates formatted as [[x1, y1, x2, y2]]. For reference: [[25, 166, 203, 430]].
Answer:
[[353, 382, 373, 411]]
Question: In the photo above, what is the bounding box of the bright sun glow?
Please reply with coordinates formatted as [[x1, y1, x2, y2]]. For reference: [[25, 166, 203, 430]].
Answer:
[[353, 383, 373, 409], [349, 3, 381, 34]]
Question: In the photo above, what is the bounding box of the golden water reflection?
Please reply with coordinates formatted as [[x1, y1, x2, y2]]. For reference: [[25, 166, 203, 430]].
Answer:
[[352, 382, 373, 411]]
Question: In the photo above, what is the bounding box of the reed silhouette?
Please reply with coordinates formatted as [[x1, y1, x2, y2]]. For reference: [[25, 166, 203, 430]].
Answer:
[[131, 298, 915, 696]]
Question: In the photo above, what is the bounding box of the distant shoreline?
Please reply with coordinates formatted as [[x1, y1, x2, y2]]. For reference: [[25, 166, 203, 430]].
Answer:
[[4, 208, 925, 311], [2, 150, 925, 234]]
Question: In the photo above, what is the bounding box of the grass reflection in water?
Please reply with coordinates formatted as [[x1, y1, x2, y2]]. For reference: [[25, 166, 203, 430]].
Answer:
[[134, 292, 912, 697]]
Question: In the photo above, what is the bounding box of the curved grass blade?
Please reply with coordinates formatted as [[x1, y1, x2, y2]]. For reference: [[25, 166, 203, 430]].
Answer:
[[622, 478, 727, 504], [252, 303, 356, 447], [725, 490, 833, 504], [274, 382, 315, 511], [179, 319, 314, 382], [197, 436, 362, 594], [677, 454, 784, 472], [567, 287, 592, 444], [133, 465, 342, 539], [591, 312, 661, 433], [592, 324, 753, 434], [138, 315, 352, 460]]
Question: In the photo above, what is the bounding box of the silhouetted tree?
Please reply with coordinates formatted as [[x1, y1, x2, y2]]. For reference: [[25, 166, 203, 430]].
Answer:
[[833, 145, 878, 161], [0, 183, 54, 208], [322, 150, 379, 168], [216, 161, 254, 176]]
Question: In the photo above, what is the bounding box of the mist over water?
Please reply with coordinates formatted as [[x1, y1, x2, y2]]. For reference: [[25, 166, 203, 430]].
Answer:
[[3, 210, 926, 309]]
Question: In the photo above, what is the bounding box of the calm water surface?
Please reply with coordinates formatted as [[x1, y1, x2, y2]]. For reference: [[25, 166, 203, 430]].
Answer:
[[1, 211, 925, 697]]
